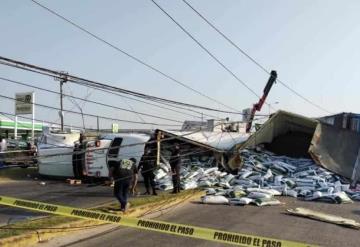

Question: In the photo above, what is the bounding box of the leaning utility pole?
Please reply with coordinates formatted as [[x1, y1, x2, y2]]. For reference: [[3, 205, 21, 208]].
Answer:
[[156, 131, 162, 166], [55, 72, 68, 131]]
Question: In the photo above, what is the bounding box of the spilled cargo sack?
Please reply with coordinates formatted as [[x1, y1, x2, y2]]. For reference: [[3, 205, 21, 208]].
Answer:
[[229, 197, 253, 205], [253, 197, 281, 206], [201, 195, 229, 205]]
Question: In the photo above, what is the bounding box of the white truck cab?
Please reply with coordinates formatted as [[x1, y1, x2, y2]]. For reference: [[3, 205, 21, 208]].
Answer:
[[75, 133, 151, 178]]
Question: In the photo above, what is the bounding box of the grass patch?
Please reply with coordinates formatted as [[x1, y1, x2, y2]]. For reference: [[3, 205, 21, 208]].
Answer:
[[0, 167, 38, 182], [0, 216, 80, 239], [131, 189, 197, 207], [0, 189, 200, 240], [104, 189, 199, 209]]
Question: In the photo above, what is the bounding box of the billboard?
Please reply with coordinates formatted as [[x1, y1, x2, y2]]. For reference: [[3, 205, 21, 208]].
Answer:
[[15, 92, 34, 115]]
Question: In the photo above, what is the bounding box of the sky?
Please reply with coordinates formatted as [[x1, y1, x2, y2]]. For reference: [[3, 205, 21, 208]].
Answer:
[[1, 0, 360, 130]]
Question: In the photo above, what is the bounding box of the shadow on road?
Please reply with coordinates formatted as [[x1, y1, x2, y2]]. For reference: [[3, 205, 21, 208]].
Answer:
[[51, 191, 112, 197], [0, 167, 38, 182]]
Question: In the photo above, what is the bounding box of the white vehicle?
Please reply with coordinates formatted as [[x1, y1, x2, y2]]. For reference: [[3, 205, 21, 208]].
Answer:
[[38, 128, 80, 177], [73, 133, 150, 179]]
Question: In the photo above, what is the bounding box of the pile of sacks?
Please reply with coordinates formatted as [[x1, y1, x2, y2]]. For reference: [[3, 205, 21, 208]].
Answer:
[[154, 156, 219, 191], [154, 149, 360, 206]]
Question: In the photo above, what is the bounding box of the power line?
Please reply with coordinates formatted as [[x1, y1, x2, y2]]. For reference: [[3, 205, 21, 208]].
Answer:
[[0, 68, 206, 120], [0, 56, 255, 116], [0, 58, 236, 117], [8, 116, 261, 157], [0, 76, 184, 124], [0, 94, 181, 127], [150, 0, 261, 99], [78, 82, 218, 119], [181, 0, 332, 114], [118, 95, 147, 124], [2, 130, 225, 164], [30, 0, 241, 113]]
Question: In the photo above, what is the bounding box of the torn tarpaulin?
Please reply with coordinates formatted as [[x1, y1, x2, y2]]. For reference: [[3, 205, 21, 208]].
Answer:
[[234, 111, 317, 158], [309, 123, 360, 185]]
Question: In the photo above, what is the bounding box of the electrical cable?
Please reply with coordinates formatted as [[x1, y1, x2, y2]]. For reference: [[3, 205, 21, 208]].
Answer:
[[181, 0, 332, 114], [0, 76, 185, 124], [0, 62, 212, 119], [30, 0, 242, 113], [1, 141, 220, 166], [1, 127, 227, 163], [0, 74, 208, 120], [0, 57, 254, 116], [0, 108, 261, 160], [0, 94, 182, 127], [77, 83, 217, 119], [1, 119, 249, 163], [150, 0, 261, 100]]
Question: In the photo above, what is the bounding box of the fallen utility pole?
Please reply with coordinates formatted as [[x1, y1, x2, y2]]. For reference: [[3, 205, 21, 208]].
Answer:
[[246, 70, 277, 133], [156, 131, 162, 166]]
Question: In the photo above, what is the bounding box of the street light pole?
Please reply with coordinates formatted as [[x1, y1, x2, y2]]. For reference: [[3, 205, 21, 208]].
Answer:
[[60, 81, 64, 131], [55, 72, 68, 132]]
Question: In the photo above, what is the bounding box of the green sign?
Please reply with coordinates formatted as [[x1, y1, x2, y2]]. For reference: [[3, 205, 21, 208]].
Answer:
[[112, 123, 119, 133], [0, 120, 42, 131]]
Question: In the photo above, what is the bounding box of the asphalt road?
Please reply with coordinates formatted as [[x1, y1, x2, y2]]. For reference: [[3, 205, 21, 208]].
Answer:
[[39, 197, 360, 247], [0, 171, 116, 225]]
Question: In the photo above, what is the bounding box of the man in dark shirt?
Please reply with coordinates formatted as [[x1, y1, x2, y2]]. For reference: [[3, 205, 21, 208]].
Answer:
[[138, 148, 157, 195], [169, 143, 181, 194], [109, 158, 138, 212]]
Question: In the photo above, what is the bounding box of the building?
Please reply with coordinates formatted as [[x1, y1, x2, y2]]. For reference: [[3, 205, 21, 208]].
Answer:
[[319, 112, 360, 133], [181, 119, 246, 133], [0, 118, 44, 139]]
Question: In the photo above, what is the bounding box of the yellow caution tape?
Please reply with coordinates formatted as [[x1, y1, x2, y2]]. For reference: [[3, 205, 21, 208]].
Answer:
[[0, 196, 317, 247]]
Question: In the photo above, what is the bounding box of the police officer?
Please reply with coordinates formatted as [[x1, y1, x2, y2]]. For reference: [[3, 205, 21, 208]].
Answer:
[[169, 143, 181, 194], [138, 148, 157, 195], [109, 158, 138, 212]]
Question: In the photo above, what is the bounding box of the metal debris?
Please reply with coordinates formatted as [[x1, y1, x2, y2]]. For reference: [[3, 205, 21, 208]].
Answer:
[[287, 207, 360, 229]]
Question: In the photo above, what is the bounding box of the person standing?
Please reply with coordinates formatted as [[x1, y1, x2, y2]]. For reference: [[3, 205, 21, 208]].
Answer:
[[109, 158, 138, 212], [138, 148, 157, 195], [0, 137, 5, 167], [129, 157, 138, 196], [0, 137, 7, 152], [169, 143, 181, 194]]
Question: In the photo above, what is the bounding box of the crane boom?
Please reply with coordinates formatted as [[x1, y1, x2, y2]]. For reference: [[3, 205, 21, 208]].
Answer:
[[245, 70, 277, 133]]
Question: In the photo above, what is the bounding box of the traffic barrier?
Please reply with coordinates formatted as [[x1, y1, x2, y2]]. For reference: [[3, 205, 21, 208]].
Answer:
[[0, 196, 317, 247]]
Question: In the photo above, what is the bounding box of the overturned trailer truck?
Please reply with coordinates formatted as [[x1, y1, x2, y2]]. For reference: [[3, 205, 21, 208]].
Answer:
[[230, 110, 360, 186], [154, 129, 249, 171]]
